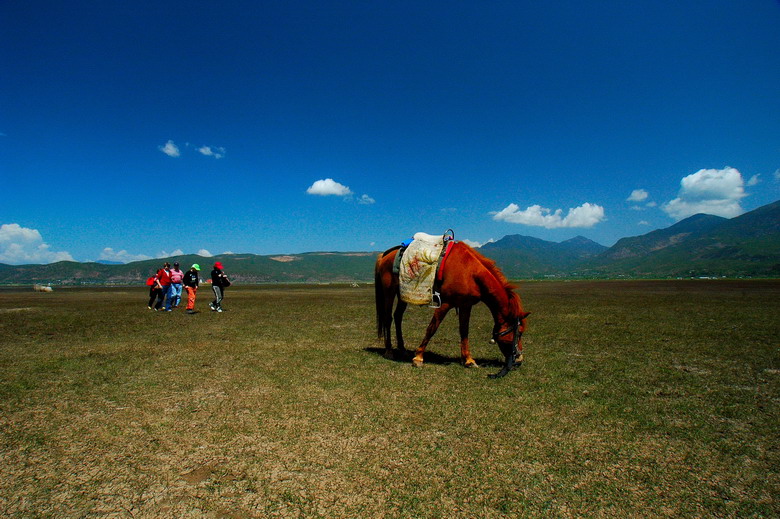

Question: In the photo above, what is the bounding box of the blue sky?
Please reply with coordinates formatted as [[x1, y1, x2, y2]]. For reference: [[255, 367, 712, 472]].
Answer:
[[2, 1, 779, 264]]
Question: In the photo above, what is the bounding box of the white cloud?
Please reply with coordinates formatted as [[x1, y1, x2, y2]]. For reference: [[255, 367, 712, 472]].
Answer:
[[492, 202, 606, 229], [99, 247, 151, 263], [774, 169, 780, 181], [638, 220, 650, 226], [197, 249, 213, 257], [157, 249, 184, 258], [198, 145, 225, 159], [662, 167, 747, 220], [462, 238, 495, 248], [159, 140, 180, 157], [357, 194, 375, 205], [746, 174, 760, 187], [627, 189, 649, 202], [0, 223, 74, 264], [306, 178, 353, 197]]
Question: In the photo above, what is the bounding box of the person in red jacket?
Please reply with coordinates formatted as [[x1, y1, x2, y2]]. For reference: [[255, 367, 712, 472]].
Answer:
[[147, 274, 164, 310], [154, 262, 172, 311]]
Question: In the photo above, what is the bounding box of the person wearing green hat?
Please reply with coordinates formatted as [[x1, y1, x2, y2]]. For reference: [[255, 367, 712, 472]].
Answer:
[[183, 264, 201, 314]]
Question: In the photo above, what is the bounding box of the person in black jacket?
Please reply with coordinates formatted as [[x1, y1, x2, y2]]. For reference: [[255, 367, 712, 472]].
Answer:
[[209, 261, 230, 312], [183, 264, 200, 314]]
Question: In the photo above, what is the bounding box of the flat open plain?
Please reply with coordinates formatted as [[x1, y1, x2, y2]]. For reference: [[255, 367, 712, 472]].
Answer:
[[1, 281, 778, 517]]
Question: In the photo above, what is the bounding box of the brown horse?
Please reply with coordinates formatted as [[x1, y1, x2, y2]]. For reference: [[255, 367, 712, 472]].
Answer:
[[375, 241, 529, 378]]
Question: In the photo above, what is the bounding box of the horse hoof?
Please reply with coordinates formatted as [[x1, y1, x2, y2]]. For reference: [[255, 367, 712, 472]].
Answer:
[[383, 350, 394, 360], [412, 358, 424, 368], [464, 360, 479, 368]]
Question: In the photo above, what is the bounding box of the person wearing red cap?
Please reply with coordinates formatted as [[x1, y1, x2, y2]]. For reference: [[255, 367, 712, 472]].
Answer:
[[209, 261, 230, 312]]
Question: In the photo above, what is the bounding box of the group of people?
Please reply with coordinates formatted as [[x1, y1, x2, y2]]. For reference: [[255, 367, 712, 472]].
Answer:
[[148, 261, 230, 314]]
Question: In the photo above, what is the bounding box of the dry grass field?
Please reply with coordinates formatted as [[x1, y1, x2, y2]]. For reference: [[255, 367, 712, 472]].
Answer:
[[1, 281, 778, 518]]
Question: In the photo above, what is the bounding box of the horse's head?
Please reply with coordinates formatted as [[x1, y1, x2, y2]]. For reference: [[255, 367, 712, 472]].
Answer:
[[488, 291, 530, 378], [492, 311, 530, 352], [487, 309, 530, 379]]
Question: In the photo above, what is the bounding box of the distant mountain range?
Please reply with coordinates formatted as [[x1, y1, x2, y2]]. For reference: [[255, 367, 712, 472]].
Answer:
[[478, 234, 608, 277], [1, 200, 778, 284], [481, 200, 780, 278]]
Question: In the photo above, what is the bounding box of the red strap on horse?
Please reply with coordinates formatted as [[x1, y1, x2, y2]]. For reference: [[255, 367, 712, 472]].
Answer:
[[436, 240, 455, 281]]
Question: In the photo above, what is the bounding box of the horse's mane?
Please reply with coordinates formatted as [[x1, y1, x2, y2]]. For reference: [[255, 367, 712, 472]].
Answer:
[[457, 242, 520, 314]]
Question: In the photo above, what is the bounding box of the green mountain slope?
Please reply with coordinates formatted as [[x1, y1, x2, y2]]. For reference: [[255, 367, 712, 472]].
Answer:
[[584, 200, 780, 277], [599, 214, 727, 261]]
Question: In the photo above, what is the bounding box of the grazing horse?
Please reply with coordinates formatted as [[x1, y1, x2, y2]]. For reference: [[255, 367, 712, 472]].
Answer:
[[375, 241, 529, 378]]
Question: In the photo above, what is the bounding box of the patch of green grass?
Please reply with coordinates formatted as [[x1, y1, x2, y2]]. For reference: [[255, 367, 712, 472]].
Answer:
[[0, 281, 778, 517]]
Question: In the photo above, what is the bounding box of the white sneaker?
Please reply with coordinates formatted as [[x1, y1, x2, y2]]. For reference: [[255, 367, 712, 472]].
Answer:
[[216, 308, 223, 313]]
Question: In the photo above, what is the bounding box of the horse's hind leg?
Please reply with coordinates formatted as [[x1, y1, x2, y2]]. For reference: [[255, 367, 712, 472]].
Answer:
[[413, 304, 451, 367], [381, 292, 396, 359], [393, 300, 407, 357]]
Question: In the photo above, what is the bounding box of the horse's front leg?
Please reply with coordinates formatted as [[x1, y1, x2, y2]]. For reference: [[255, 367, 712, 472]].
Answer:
[[412, 304, 451, 367], [458, 305, 478, 368]]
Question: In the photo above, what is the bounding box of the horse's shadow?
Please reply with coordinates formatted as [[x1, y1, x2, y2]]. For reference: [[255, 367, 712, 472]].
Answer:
[[364, 347, 504, 368]]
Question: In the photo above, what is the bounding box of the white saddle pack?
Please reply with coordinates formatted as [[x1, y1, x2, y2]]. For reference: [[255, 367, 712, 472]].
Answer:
[[398, 232, 447, 305]]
